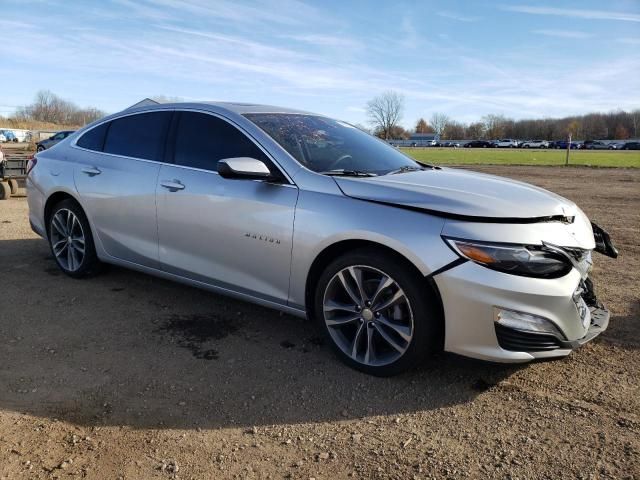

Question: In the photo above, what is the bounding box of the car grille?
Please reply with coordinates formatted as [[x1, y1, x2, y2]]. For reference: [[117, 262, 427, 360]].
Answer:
[[495, 324, 562, 352]]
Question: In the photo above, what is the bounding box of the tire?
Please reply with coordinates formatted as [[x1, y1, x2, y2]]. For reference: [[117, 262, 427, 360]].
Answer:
[[8, 179, 18, 195], [47, 199, 101, 278], [0, 181, 10, 200], [37, 145, 45, 152], [313, 248, 442, 376]]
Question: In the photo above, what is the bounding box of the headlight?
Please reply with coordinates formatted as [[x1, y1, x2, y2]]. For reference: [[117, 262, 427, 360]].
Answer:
[[444, 238, 572, 279]]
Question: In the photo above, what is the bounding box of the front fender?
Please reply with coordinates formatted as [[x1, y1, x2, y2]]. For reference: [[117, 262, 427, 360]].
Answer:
[[288, 190, 457, 309]]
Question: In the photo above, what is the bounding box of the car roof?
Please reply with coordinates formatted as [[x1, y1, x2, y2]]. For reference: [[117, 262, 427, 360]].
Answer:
[[203, 101, 313, 115], [133, 101, 314, 116]]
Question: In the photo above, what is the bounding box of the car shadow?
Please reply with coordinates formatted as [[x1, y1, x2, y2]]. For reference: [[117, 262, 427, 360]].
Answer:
[[599, 299, 640, 351], [0, 238, 522, 430]]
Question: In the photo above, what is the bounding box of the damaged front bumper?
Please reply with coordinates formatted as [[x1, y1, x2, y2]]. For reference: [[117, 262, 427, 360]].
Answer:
[[494, 277, 610, 355], [436, 222, 617, 363]]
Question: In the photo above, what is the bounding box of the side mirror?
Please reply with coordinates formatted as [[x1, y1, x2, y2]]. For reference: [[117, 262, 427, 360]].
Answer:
[[217, 157, 273, 180]]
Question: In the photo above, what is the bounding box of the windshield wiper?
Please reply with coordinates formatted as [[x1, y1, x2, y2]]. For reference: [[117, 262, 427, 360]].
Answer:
[[319, 169, 378, 177], [386, 165, 427, 175]]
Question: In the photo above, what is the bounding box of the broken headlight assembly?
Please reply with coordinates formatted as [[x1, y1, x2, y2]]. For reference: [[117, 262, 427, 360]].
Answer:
[[444, 238, 573, 279], [591, 222, 618, 258]]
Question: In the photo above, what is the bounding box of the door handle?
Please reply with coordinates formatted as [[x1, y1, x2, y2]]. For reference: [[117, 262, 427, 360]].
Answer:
[[81, 167, 101, 176], [160, 180, 185, 192]]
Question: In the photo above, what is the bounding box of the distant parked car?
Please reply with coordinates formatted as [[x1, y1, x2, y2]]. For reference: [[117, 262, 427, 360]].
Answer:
[[463, 140, 493, 148], [621, 141, 640, 150], [493, 139, 518, 148], [521, 140, 549, 148], [36, 130, 75, 152], [553, 140, 580, 150], [0, 130, 18, 143], [583, 140, 611, 150]]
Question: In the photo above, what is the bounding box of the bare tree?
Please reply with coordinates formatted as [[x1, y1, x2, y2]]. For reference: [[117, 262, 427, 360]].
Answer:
[[630, 109, 640, 138], [366, 91, 404, 140], [150, 95, 184, 103], [442, 121, 465, 140], [566, 120, 581, 138], [429, 112, 450, 136], [466, 122, 485, 139], [13, 90, 105, 126], [414, 118, 433, 133], [614, 124, 630, 140], [482, 114, 508, 139], [353, 123, 371, 134]]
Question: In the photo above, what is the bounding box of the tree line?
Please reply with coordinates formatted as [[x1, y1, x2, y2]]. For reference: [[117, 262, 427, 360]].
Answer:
[[366, 91, 640, 141], [10, 90, 106, 127]]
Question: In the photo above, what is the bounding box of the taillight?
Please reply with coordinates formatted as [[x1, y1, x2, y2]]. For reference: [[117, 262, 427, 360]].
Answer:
[[26, 156, 37, 175]]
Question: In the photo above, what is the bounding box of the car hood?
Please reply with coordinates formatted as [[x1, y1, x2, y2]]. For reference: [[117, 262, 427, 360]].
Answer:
[[334, 167, 578, 221]]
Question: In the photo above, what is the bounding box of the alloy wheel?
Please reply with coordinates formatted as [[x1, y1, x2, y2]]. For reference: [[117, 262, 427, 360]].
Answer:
[[50, 208, 86, 272], [323, 265, 414, 367]]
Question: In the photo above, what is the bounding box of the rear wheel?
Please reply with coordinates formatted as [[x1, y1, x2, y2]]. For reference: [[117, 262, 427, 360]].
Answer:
[[0, 182, 10, 200], [8, 179, 18, 195], [314, 248, 441, 376], [48, 199, 101, 278], [37, 145, 45, 152]]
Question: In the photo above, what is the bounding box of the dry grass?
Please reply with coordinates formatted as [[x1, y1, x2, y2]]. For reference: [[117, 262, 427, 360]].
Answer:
[[0, 116, 79, 131]]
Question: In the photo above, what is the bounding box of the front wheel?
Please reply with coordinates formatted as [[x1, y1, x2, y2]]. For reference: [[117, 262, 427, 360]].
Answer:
[[37, 145, 45, 152], [314, 249, 442, 376], [48, 199, 101, 278]]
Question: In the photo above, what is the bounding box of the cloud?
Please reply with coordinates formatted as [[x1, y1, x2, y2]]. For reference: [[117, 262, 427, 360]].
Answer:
[[2, 0, 638, 123], [0, 19, 36, 29], [617, 37, 640, 45], [532, 29, 592, 39], [280, 34, 363, 50], [156, 25, 307, 61], [437, 11, 479, 22], [113, 0, 341, 28], [501, 5, 640, 22]]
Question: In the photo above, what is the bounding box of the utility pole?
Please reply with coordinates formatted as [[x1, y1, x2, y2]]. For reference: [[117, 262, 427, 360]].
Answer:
[[565, 132, 571, 167]]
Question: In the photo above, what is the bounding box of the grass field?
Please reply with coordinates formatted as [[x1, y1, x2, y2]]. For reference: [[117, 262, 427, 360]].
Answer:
[[402, 147, 640, 168]]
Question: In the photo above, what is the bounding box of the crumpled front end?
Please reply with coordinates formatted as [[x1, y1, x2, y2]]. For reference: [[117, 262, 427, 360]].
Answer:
[[434, 213, 614, 363]]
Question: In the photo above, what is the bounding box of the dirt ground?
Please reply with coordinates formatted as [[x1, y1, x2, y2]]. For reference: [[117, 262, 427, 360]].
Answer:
[[0, 166, 638, 480]]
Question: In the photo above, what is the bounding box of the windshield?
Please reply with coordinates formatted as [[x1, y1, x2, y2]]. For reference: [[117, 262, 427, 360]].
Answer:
[[244, 113, 421, 175]]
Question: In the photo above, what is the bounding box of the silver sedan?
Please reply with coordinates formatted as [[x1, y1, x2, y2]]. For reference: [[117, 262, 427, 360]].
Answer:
[[26, 102, 617, 376]]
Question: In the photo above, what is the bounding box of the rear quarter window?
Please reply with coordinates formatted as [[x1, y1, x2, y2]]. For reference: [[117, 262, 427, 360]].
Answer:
[[76, 123, 109, 151]]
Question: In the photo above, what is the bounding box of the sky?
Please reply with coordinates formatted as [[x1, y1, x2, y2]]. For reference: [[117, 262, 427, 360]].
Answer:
[[1, 0, 639, 128]]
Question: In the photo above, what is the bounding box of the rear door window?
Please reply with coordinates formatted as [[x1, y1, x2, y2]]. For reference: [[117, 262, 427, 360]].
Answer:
[[103, 111, 172, 160], [173, 111, 268, 171]]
